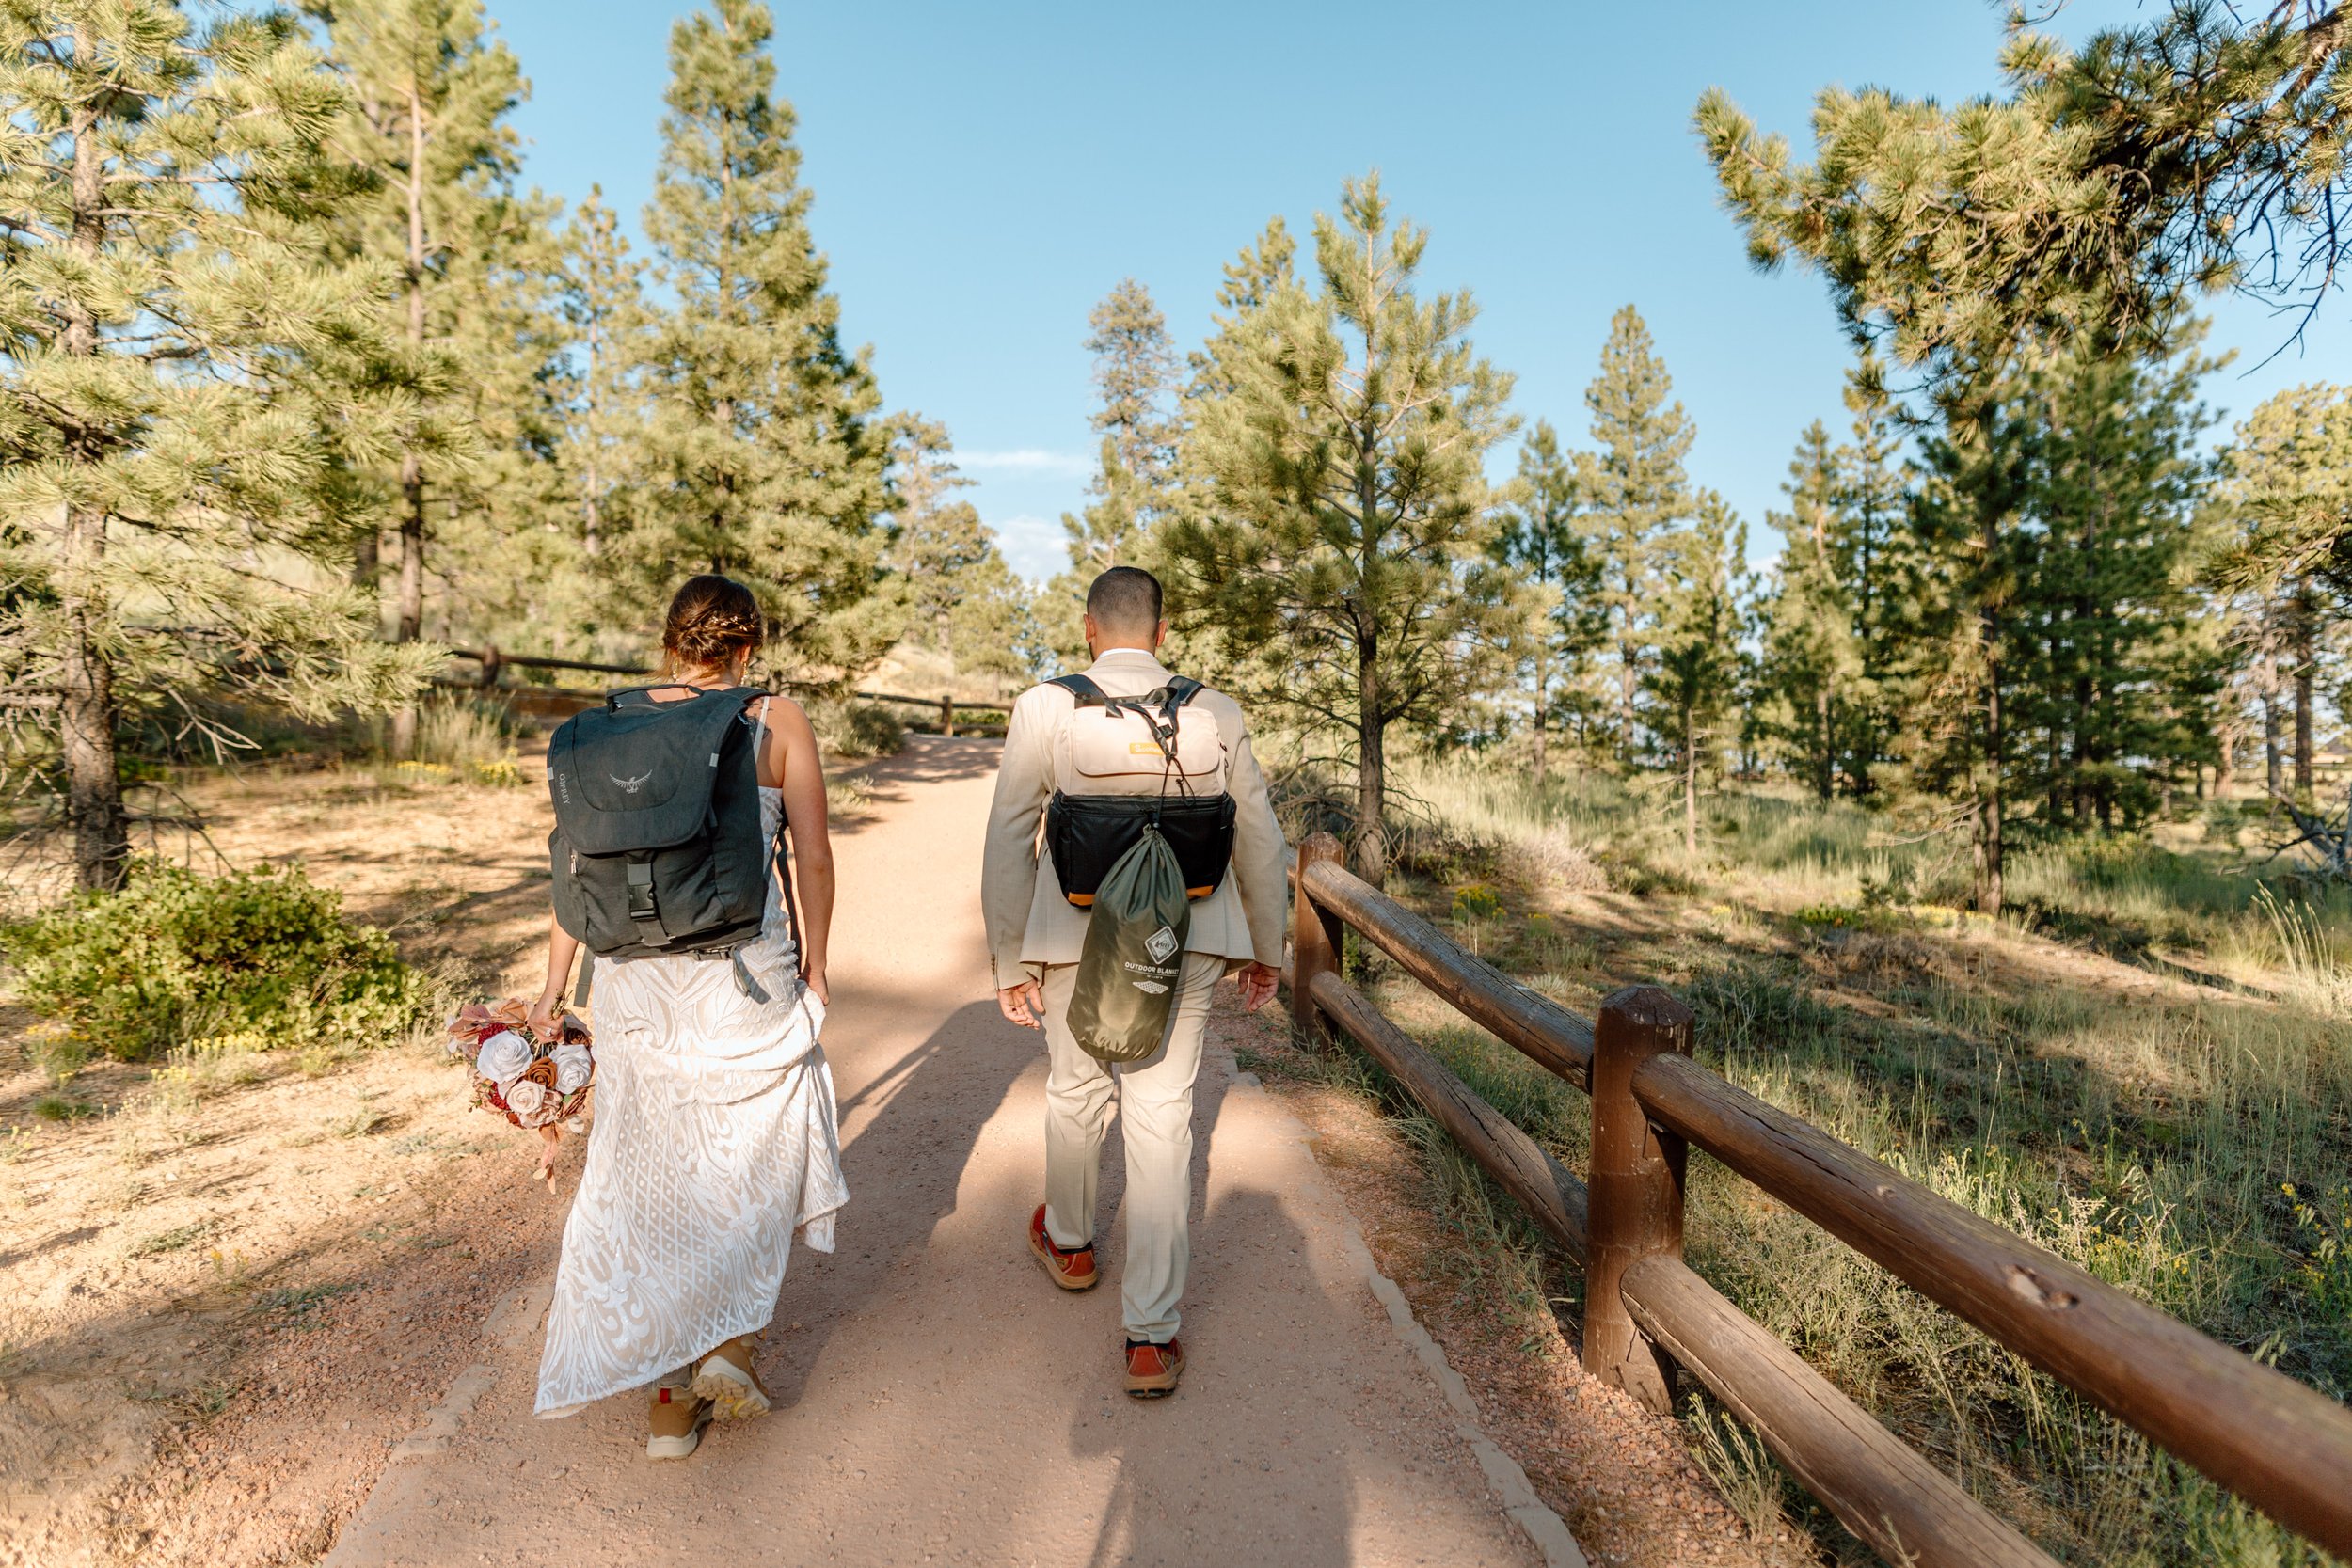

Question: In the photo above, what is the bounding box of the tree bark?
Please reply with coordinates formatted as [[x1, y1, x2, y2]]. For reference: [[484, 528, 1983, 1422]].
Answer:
[[2295, 578, 2315, 799], [1616, 612, 1638, 765], [389, 82, 430, 759], [1530, 640, 1549, 787], [2265, 694, 2283, 801], [1683, 702, 1700, 856], [59, 25, 129, 890], [1977, 549, 2005, 915], [1355, 627, 1386, 884], [1814, 683, 1833, 801]]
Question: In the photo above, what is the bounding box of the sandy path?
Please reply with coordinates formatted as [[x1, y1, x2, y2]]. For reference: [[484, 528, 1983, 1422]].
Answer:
[[322, 736, 1561, 1568]]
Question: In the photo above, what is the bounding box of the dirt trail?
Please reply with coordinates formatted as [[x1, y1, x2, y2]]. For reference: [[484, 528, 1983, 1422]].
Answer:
[[323, 736, 1576, 1568]]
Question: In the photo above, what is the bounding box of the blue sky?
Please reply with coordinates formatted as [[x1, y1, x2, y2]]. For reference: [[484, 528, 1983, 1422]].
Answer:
[[491, 0, 2352, 582]]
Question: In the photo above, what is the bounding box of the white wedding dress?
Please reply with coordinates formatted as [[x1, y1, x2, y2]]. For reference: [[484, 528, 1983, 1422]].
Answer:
[[535, 782, 849, 1418]]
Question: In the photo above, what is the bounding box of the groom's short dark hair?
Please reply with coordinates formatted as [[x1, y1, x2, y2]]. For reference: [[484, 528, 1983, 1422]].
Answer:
[[1086, 565, 1163, 637]]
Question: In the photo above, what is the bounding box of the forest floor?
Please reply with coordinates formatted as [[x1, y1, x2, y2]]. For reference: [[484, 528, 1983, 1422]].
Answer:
[[0, 736, 1799, 1568]]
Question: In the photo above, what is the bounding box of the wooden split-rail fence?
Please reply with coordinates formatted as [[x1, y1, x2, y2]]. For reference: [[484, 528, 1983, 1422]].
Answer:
[[1283, 832, 2352, 1566], [438, 647, 1008, 733]]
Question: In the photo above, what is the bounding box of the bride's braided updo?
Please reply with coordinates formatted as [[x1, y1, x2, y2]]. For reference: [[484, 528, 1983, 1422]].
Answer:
[[661, 574, 764, 676]]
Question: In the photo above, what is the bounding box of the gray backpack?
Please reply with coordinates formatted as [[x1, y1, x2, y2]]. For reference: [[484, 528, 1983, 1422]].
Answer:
[[547, 686, 784, 972]]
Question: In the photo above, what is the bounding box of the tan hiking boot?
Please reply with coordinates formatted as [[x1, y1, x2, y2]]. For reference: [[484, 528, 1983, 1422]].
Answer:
[[1124, 1338, 1184, 1399], [1029, 1203, 1098, 1291], [691, 1334, 772, 1420], [646, 1380, 710, 1460]]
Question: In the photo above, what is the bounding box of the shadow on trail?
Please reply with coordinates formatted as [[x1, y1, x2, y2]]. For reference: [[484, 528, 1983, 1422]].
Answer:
[[760, 997, 1028, 1410], [1069, 1182, 1356, 1568]]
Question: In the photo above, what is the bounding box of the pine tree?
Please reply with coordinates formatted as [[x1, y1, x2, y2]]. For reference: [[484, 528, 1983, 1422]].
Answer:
[[1757, 421, 1854, 800], [1648, 492, 1748, 852], [2209, 383, 2352, 803], [878, 416, 1036, 690], [1833, 359, 1912, 794], [886, 416, 990, 655], [1493, 420, 1603, 782], [1084, 278, 1180, 505], [1576, 306, 1695, 764], [1184, 218, 1296, 405], [1048, 279, 1181, 664], [556, 185, 645, 565], [1165, 175, 1518, 880], [1697, 7, 2350, 392], [1907, 368, 2043, 911], [2010, 335, 2218, 831], [0, 2, 434, 888], [309, 0, 536, 751], [626, 0, 891, 678]]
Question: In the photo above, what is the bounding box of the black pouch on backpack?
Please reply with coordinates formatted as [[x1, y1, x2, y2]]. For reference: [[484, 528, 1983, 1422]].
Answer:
[[1047, 792, 1235, 905], [547, 685, 775, 959]]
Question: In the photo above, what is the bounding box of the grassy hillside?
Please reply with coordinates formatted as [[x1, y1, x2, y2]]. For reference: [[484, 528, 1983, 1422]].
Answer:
[[1303, 759, 2352, 1566]]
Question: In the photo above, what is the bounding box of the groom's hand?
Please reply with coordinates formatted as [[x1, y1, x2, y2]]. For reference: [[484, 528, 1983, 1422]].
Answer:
[[1237, 961, 1279, 1013], [997, 979, 1044, 1030]]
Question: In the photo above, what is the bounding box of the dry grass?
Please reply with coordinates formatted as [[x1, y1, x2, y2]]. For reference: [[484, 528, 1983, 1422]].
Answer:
[[1343, 755, 2352, 1567]]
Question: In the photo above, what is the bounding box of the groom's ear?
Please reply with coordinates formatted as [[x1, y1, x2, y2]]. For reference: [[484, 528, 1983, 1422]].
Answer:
[[1152, 618, 1168, 650]]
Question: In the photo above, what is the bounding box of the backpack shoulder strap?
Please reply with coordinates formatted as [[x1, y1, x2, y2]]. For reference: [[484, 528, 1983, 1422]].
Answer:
[[604, 682, 766, 713], [1158, 675, 1206, 713], [1047, 673, 1115, 709]]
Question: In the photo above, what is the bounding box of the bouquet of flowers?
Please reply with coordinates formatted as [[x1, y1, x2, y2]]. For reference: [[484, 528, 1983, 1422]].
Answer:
[[446, 999, 594, 1132]]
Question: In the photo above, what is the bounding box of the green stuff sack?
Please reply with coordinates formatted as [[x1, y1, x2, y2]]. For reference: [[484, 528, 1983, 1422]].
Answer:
[[1069, 826, 1190, 1063]]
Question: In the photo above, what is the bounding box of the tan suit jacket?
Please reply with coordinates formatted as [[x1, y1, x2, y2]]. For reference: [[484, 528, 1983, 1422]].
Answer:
[[981, 648, 1289, 986]]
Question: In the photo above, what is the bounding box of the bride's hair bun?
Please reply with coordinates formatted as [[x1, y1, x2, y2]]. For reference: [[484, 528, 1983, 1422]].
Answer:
[[662, 575, 764, 673]]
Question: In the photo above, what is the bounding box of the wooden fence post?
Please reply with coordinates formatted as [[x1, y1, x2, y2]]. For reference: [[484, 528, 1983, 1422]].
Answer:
[[941, 693, 956, 737], [1291, 832, 1345, 1044], [1584, 984, 1695, 1413]]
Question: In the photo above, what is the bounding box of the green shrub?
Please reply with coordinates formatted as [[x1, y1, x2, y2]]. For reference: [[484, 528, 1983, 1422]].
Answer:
[[3, 858, 435, 1062], [409, 693, 523, 770], [811, 698, 905, 759]]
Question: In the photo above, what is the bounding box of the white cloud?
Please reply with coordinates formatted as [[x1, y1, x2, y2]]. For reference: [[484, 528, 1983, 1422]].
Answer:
[[991, 513, 1068, 584], [958, 448, 1091, 477]]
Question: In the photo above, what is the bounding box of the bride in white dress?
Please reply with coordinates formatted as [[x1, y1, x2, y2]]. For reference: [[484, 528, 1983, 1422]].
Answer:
[[526, 575, 849, 1459]]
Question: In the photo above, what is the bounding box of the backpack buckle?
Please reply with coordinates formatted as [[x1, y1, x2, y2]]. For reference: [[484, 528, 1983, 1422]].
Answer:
[[626, 860, 659, 925]]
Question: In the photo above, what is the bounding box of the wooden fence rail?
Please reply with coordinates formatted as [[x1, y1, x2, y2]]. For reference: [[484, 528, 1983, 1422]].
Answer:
[[436, 649, 1010, 734], [1283, 831, 2352, 1564]]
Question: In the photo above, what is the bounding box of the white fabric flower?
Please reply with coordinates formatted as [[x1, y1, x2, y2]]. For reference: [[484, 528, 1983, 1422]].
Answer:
[[552, 1044, 592, 1094], [504, 1078, 547, 1116], [475, 1030, 532, 1085]]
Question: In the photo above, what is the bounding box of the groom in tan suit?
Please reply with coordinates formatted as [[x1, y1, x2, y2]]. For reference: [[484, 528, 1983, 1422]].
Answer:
[[981, 566, 1287, 1398]]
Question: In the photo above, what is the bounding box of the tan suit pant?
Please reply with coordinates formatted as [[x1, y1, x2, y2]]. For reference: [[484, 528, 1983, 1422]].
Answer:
[[1040, 951, 1224, 1344]]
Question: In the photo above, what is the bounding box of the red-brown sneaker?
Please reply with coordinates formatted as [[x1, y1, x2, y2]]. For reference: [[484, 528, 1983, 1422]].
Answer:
[[1028, 1203, 1098, 1291], [1124, 1338, 1184, 1399]]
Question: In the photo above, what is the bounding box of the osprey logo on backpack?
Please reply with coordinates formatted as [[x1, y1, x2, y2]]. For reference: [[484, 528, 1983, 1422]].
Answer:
[[1144, 925, 1179, 964], [608, 770, 654, 795]]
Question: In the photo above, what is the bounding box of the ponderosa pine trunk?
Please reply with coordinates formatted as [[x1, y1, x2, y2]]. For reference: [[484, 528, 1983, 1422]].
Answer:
[[1616, 626, 1638, 765], [1355, 624, 1386, 884], [389, 84, 429, 759], [2266, 695, 2283, 800], [2295, 578, 2315, 799], [1530, 640, 1549, 787], [59, 30, 129, 890], [1977, 612, 2005, 915], [1683, 700, 1699, 855], [1814, 683, 1833, 801]]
